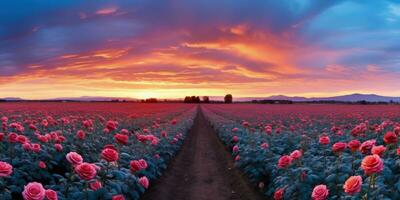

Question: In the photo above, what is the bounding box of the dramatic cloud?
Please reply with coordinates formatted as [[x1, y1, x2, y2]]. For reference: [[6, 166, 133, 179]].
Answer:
[[0, 0, 399, 99]]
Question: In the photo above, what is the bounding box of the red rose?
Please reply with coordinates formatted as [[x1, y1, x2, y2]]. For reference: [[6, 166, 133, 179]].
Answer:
[[45, 189, 58, 200], [274, 188, 284, 200], [114, 134, 128, 145], [290, 150, 302, 160], [277, 155, 292, 169], [332, 142, 347, 153], [22, 182, 45, 200], [8, 132, 18, 143], [359, 139, 376, 154], [383, 131, 397, 144], [23, 143, 32, 151], [343, 176, 362, 195], [101, 148, 119, 162], [319, 136, 330, 145], [76, 130, 85, 140], [90, 180, 102, 191], [139, 176, 149, 189], [31, 143, 41, 153], [106, 121, 117, 131], [361, 155, 383, 175], [112, 195, 125, 200], [75, 163, 97, 180], [348, 140, 361, 152], [0, 161, 13, 177], [311, 184, 329, 200], [17, 135, 29, 144], [66, 152, 83, 166], [38, 161, 46, 169], [54, 144, 63, 152]]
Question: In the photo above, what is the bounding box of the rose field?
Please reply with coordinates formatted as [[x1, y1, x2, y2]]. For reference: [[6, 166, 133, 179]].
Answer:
[[1, 103, 400, 200], [202, 104, 400, 200], [0, 103, 196, 200]]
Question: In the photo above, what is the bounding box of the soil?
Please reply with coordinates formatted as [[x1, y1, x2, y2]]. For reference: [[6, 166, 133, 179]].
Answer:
[[141, 107, 265, 200]]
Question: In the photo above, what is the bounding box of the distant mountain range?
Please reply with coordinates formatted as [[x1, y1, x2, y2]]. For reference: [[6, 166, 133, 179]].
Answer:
[[233, 93, 400, 102], [1, 93, 400, 102]]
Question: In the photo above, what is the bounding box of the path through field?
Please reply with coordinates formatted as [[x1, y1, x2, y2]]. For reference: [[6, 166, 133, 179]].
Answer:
[[141, 107, 264, 200]]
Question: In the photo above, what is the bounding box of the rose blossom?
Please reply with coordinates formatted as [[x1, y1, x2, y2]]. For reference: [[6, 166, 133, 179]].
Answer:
[[311, 184, 329, 200], [361, 155, 383, 175], [348, 140, 361, 152], [112, 195, 125, 200], [22, 182, 45, 200], [139, 176, 149, 189], [332, 142, 347, 153], [75, 163, 97, 180], [101, 148, 119, 162], [319, 136, 330, 145], [274, 188, 284, 200], [54, 144, 63, 152], [114, 134, 128, 145], [371, 145, 386, 156], [277, 155, 292, 169], [90, 180, 102, 191], [0, 161, 13, 177], [260, 142, 269, 149], [130, 159, 147, 173], [343, 176, 362, 195], [38, 161, 46, 169], [45, 189, 58, 200], [232, 145, 239, 153], [31, 143, 41, 153], [66, 152, 83, 166], [359, 139, 376, 154], [290, 150, 302, 160], [383, 131, 397, 144]]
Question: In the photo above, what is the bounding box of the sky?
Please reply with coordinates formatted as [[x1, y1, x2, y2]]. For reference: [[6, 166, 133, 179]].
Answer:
[[0, 0, 400, 99]]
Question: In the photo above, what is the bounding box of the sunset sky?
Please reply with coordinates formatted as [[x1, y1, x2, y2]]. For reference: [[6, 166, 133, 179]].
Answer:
[[1, 0, 400, 99]]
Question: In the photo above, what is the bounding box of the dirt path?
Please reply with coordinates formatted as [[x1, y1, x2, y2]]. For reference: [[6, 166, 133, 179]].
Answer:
[[141, 107, 265, 200]]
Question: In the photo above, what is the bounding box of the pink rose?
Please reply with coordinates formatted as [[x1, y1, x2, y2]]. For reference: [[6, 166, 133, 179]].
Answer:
[[45, 189, 58, 200], [139, 176, 149, 189], [311, 184, 329, 200], [290, 150, 302, 160], [343, 176, 362, 195], [90, 180, 102, 191], [66, 152, 83, 166], [361, 155, 383, 175], [232, 145, 239, 153], [54, 144, 63, 152], [319, 136, 330, 145], [260, 142, 269, 149], [112, 195, 125, 200], [371, 145, 386, 156], [31, 143, 41, 153], [0, 161, 13, 177], [359, 139, 376, 154], [75, 163, 97, 180], [101, 148, 119, 162], [22, 182, 45, 200], [277, 155, 292, 169], [332, 142, 347, 153], [38, 161, 46, 169]]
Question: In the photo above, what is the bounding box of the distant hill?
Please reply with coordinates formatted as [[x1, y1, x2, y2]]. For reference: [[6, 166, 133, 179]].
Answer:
[[1, 94, 399, 103], [233, 93, 400, 102]]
